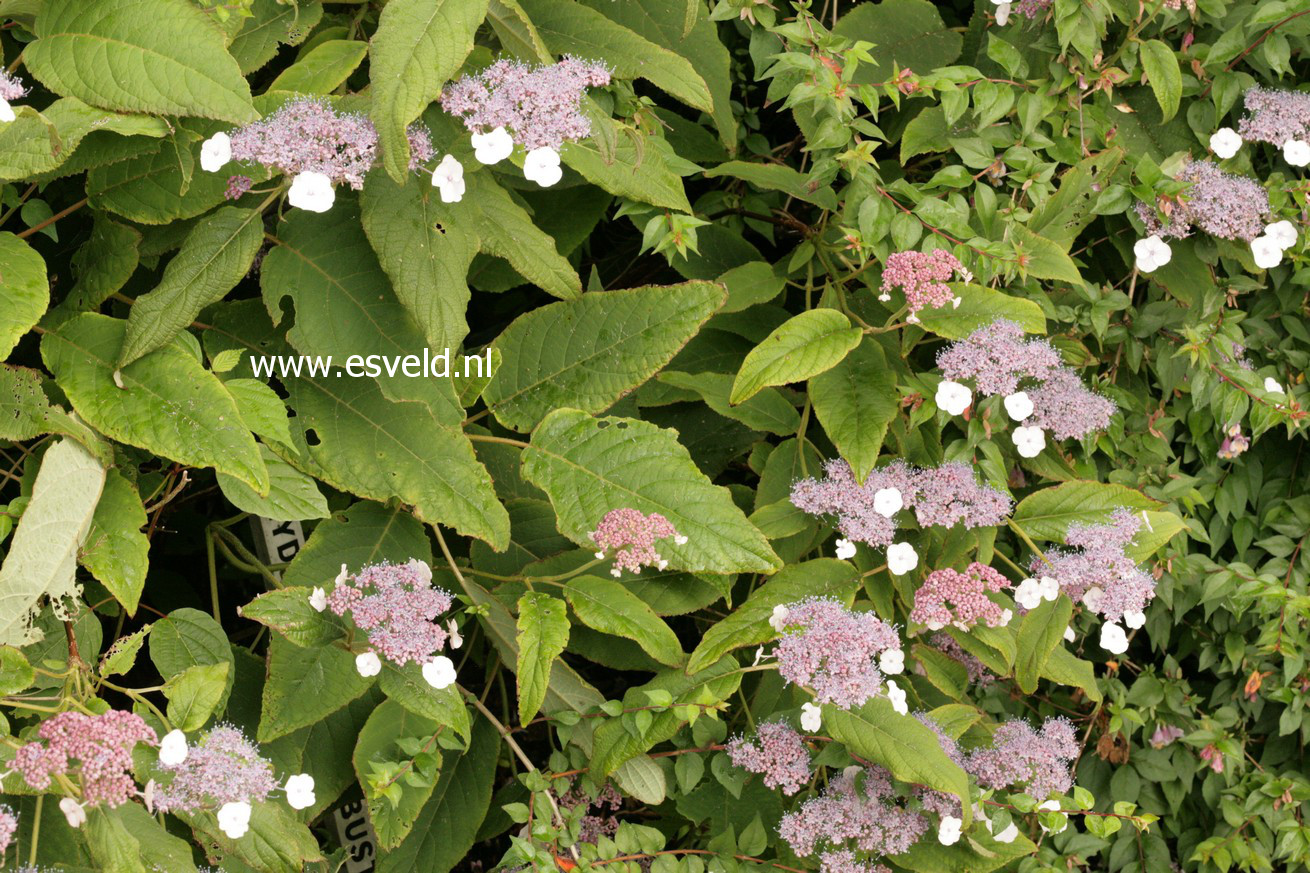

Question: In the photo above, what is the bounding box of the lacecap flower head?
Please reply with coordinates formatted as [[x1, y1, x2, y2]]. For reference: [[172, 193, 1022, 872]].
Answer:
[[726, 721, 812, 795], [878, 249, 968, 322], [1039, 508, 1155, 623], [779, 765, 927, 863], [910, 562, 1012, 631], [326, 559, 454, 667], [151, 725, 278, 814], [1135, 159, 1271, 243], [964, 717, 1078, 800], [11, 710, 156, 807], [590, 508, 686, 577], [0, 805, 16, 857], [773, 598, 902, 709]]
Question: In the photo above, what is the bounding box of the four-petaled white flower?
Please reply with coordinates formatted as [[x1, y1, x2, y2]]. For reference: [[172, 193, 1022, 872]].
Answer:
[[60, 797, 87, 828], [355, 650, 382, 677], [1100, 621, 1129, 654], [1012, 425, 1046, 458], [1082, 586, 1105, 612], [834, 538, 857, 561], [158, 729, 188, 766], [447, 619, 463, 649], [879, 648, 905, 675], [472, 126, 514, 164], [674, 534, 688, 545], [886, 679, 908, 715], [523, 146, 563, 187], [873, 487, 903, 518], [1123, 609, 1146, 629], [1133, 235, 1172, 273], [288, 171, 335, 213], [1284, 138, 1310, 167], [938, 814, 963, 845], [1264, 377, 1285, 395], [1209, 127, 1242, 159], [1014, 578, 1045, 610], [217, 801, 252, 839], [769, 604, 790, 632], [887, 542, 919, 576], [200, 132, 232, 173], [1266, 220, 1297, 250], [1003, 391, 1034, 421], [422, 655, 457, 689], [335, 564, 350, 586], [308, 586, 327, 612], [0, 98, 15, 123], [285, 773, 316, 810], [1251, 234, 1284, 269], [431, 154, 465, 203], [992, 1, 1012, 25], [936, 380, 972, 415], [1037, 575, 1059, 601], [800, 701, 822, 732]]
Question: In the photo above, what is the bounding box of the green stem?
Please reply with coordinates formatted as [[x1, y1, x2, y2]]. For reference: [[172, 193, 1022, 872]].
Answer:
[[207, 530, 220, 622], [28, 795, 42, 866]]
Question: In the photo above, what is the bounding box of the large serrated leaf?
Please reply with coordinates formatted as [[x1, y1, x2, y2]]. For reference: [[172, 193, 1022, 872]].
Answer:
[[515, 591, 570, 725], [834, 0, 962, 79], [0, 97, 168, 183], [80, 469, 149, 615], [230, 0, 324, 74], [563, 576, 684, 667], [0, 231, 49, 359], [562, 133, 692, 213], [809, 338, 897, 481], [915, 283, 1047, 340], [352, 698, 444, 849], [258, 633, 376, 742], [217, 445, 329, 522], [730, 309, 862, 404], [1015, 596, 1074, 694], [1012, 480, 1161, 542]]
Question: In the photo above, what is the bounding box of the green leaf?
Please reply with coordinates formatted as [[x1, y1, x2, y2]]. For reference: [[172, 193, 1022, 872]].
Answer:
[[1009, 223, 1082, 285], [0, 98, 168, 183], [217, 445, 329, 522], [1125, 511, 1186, 561], [522, 409, 781, 574], [378, 661, 471, 743], [1014, 596, 1074, 694], [659, 371, 800, 436], [809, 338, 898, 481], [258, 633, 376, 741], [484, 282, 726, 432], [896, 825, 1037, 872], [730, 309, 862, 404], [25, 0, 257, 123], [0, 232, 49, 359], [80, 469, 150, 615], [353, 698, 445, 849], [0, 365, 108, 462], [685, 559, 858, 673], [369, 0, 487, 181], [223, 377, 294, 449], [834, 0, 963, 80], [61, 215, 142, 314], [281, 501, 433, 589], [163, 661, 231, 730], [0, 439, 106, 647], [149, 607, 236, 710], [186, 799, 323, 871], [239, 587, 345, 648], [563, 576, 684, 667], [915, 283, 1047, 340], [1012, 480, 1162, 541], [100, 625, 151, 677], [268, 39, 367, 94], [263, 688, 378, 821], [0, 645, 35, 695], [118, 206, 264, 368], [1027, 149, 1125, 246], [704, 162, 837, 209], [487, 0, 552, 62], [41, 313, 269, 493], [1139, 39, 1182, 122], [562, 133, 692, 213], [515, 591, 570, 725], [1041, 646, 1103, 702], [93, 801, 200, 873], [230, 0, 324, 75]]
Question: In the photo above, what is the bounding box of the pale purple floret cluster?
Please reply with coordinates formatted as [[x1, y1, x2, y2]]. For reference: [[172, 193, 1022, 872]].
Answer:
[[1038, 509, 1155, 621], [774, 598, 900, 709], [909, 562, 1011, 630], [791, 459, 1011, 549], [912, 713, 964, 816], [0, 71, 25, 101], [818, 850, 892, 873], [0, 805, 16, 857], [327, 560, 452, 666], [726, 721, 812, 795], [590, 508, 683, 576], [225, 175, 253, 201], [1013, 0, 1053, 17], [152, 725, 278, 813], [779, 765, 927, 862], [227, 99, 433, 189], [1238, 86, 1310, 146], [964, 717, 1078, 800], [879, 249, 965, 320], [1136, 160, 1271, 242], [440, 57, 612, 150], [930, 632, 995, 686], [938, 319, 1115, 439], [10, 711, 156, 807]]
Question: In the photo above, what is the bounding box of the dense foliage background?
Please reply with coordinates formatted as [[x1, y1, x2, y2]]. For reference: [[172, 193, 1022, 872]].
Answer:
[[2, 0, 1310, 870]]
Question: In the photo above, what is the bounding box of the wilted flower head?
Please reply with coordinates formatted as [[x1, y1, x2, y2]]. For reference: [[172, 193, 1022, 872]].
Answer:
[[1238, 86, 1310, 147], [774, 598, 901, 709], [0, 805, 16, 857], [441, 56, 612, 151], [11, 710, 156, 807], [879, 249, 966, 321], [590, 508, 685, 576], [1137, 160, 1271, 242], [779, 765, 927, 861], [327, 559, 453, 666], [726, 721, 812, 795], [1150, 724, 1184, 748], [1039, 509, 1155, 622], [1218, 423, 1250, 459], [964, 717, 1078, 800], [910, 563, 1012, 631], [152, 725, 278, 813]]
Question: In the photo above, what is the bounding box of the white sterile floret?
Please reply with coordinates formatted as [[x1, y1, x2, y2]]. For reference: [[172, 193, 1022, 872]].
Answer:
[[994, 821, 1020, 843], [873, 487, 903, 518], [769, 604, 790, 631], [431, 154, 466, 203], [834, 538, 857, 561], [675, 534, 688, 545], [471, 126, 514, 164], [285, 773, 316, 810], [447, 619, 463, 649], [422, 655, 457, 690], [523, 146, 563, 187], [1064, 625, 1075, 642], [408, 557, 433, 584], [1284, 138, 1310, 167], [994, 2, 1012, 25], [60, 797, 87, 828], [355, 650, 382, 677], [1133, 235, 1172, 273], [1209, 127, 1242, 159], [886, 679, 908, 715], [887, 542, 919, 576], [1123, 609, 1146, 630], [1264, 377, 1285, 394], [308, 586, 327, 612], [1082, 586, 1105, 612], [879, 648, 905, 675], [1000, 608, 1013, 626], [1038, 799, 1068, 834], [1265, 220, 1297, 250], [936, 380, 973, 415], [800, 701, 822, 732], [1014, 578, 1044, 611], [217, 801, 252, 839], [938, 815, 963, 845], [1100, 621, 1129, 654], [288, 171, 335, 213], [1003, 391, 1034, 421], [1012, 425, 1046, 458], [200, 132, 232, 173], [158, 729, 188, 766], [1037, 575, 1060, 602], [335, 563, 350, 585], [1252, 235, 1284, 269], [0, 98, 15, 123]]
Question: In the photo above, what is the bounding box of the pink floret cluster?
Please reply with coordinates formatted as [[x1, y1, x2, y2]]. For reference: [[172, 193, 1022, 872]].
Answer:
[[441, 57, 612, 151], [818, 850, 893, 873], [1038, 508, 1155, 621], [929, 632, 995, 686], [10, 710, 156, 807], [0, 71, 26, 101], [779, 765, 927, 863], [590, 508, 684, 577], [1136, 159, 1271, 242], [1238, 86, 1310, 146], [153, 725, 278, 813], [774, 598, 900, 709], [910, 562, 1012, 631], [327, 560, 453, 666], [0, 805, 15, 857], [964, 717, 1078, 800], [878, 249, 967, 321], [726, 721, 812, 795]]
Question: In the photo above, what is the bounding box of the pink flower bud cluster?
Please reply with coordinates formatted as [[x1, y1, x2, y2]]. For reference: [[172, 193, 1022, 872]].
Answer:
[[11, 711, 156, 807], [225, 175, 254, 201], [1013, 0, 1053, 17], [0, 805, 16, 857], [964, 717, 1078, 800], [0, 72, 26, 101], [1237, 86, 1310, 147], [326, 560, 453, 667], [590, 508, 684, 577], [778, 765, 927, 862], [726, 721, 812, 795], [441, 57, 612, 151], [791, 459, 1011, 549], [878, 249, 966, 321], [152, 726, 278, 813], [929, 632, 995, 686], [774, 598, 900, 709], [227, 99, 433, 189], [1038, 509, 1155, 622], [909, 563, 1012, 630], [1136, 160, 1271, 242]]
